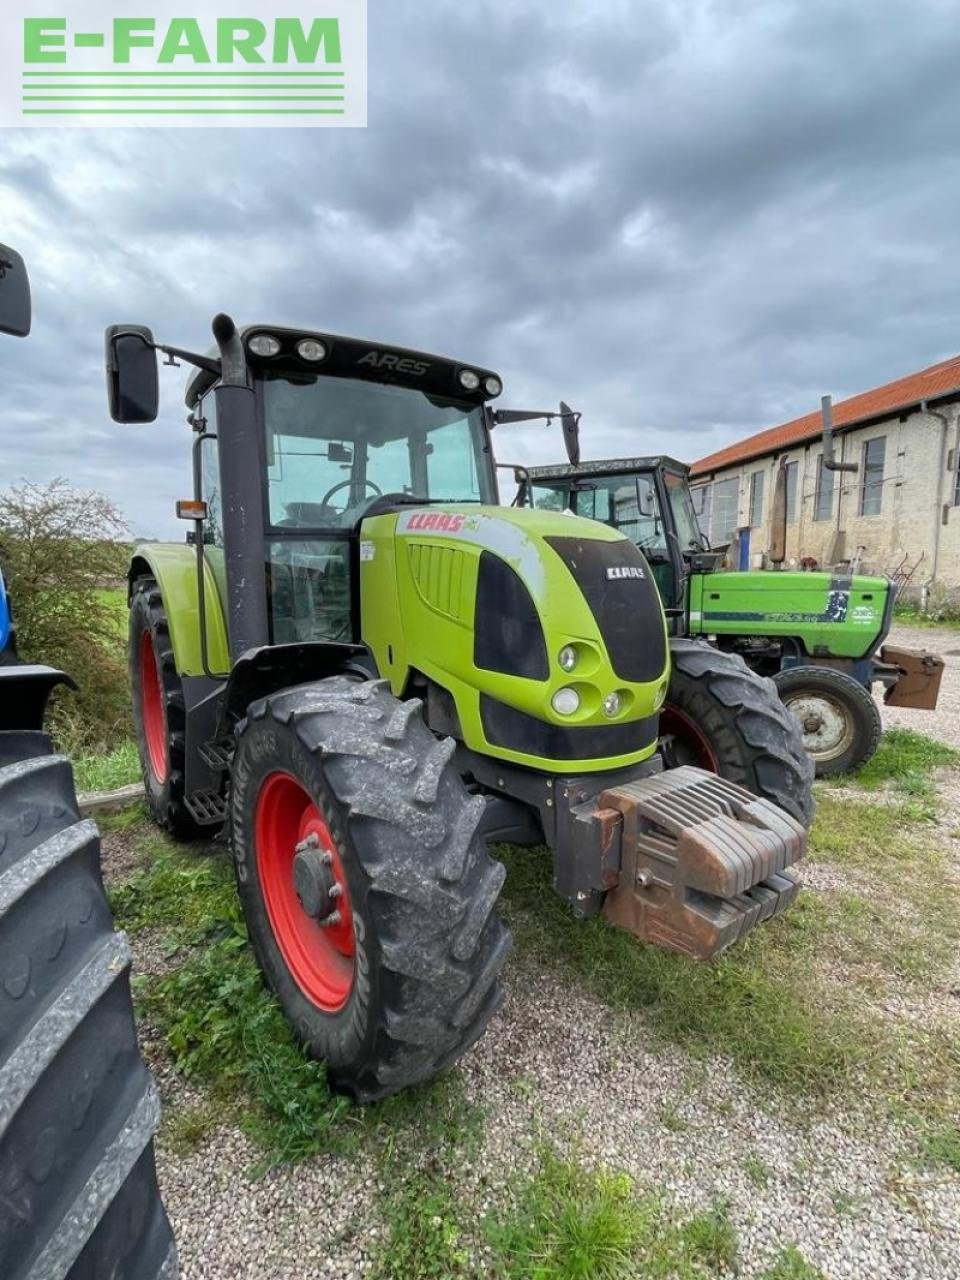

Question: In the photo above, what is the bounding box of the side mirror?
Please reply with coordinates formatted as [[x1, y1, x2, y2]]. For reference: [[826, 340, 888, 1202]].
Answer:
[[559, 400, 580, 466], [0, 244, 31, 338], [105, 324, 159, 423]]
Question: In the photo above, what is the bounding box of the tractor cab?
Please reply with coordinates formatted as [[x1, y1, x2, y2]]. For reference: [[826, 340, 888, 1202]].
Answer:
[[181, 327, 501, 652], [520, 456, 708, 616]]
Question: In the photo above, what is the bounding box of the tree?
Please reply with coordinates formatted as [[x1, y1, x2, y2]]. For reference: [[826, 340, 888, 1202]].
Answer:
[[0, 478, 130, 751]]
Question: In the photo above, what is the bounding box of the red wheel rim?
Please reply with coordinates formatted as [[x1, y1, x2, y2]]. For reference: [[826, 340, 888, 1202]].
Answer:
[[254, 772, 355, 1012], [139, 631, 168, 784], [659, 703, 720, 772]]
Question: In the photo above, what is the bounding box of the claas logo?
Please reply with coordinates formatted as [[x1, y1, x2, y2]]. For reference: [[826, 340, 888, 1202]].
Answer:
[[405, 512, 466, 533]]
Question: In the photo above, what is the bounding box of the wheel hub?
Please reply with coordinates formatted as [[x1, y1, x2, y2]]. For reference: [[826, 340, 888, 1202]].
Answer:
[[784, 692, 852, 760], [292, 837, 342, 923]]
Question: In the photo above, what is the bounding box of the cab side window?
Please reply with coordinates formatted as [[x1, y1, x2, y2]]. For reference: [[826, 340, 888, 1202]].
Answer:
[[198, 394, 223, 548]]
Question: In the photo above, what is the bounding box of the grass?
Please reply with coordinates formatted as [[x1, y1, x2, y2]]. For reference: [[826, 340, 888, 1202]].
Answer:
[[112, 831, 355, 1169], [760, 1244, 826, 1279], [893, 602, 960, 630], [94, 586, 128, 640], [489, 1147, 738, 1280], [497, 840, 871, 1095], [846, 728, 959, 800], [72, 737, 140, 794]]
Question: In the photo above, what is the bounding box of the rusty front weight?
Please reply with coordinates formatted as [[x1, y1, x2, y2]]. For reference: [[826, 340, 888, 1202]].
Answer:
[[599, 766, 805, 960]]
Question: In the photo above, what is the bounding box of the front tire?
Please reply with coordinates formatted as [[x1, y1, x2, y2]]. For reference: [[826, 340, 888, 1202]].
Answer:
[[773, 665, 882, 777], [129, 577, 199, 839], [230, 676, 511, 1102], [661, 639, 814, 826]]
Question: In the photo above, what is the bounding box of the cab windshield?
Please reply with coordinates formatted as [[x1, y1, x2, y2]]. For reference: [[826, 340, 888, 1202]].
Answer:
[[262, 371, 493, 530]]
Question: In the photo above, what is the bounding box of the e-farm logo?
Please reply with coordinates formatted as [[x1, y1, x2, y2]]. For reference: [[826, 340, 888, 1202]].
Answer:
[[1, 2, 366, 127]]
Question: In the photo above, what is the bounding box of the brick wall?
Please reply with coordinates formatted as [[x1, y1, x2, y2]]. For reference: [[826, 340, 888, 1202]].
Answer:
[[690, 404, 960, 597]]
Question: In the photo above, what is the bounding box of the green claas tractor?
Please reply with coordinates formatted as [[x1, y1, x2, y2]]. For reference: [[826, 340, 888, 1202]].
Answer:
[[519, 454, 944, 777], [104, 314, 812, 1101]]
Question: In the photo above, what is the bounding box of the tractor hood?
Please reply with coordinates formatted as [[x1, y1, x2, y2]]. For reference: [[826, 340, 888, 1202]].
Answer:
[[688, 569, 893, 660], [358, 503, 671, 773]]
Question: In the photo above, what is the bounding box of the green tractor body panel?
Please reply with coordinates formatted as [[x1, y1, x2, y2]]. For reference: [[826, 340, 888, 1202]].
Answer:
[[688, 570, 891, 660], [359, 504, 671, 773], [129, 543, 229, 676]]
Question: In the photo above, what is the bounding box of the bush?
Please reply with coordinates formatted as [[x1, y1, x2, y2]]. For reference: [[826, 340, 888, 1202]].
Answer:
[[0, 478, 130, 751]]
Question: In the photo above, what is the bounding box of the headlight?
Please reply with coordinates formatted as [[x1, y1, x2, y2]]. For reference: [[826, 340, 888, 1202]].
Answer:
[[484, 375, 502, 397], [459, 368, 480, 391], [558, 645, 577, 673], [296, 338, 327, 362], [551, 687, 580, 716], [602, 691, 622, 718], [248, 333, 281, 357]]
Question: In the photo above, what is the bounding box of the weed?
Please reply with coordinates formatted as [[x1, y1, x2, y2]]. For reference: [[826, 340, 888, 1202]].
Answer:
[[490, 1146, 739, 1280], [72, 738, 141, 794], [659, 1103, 689, 1134], [373, 1175, 474, 1280], [760, 1244, 825, 1279], [743, 1154, 771, 1189], [851, 729, 959, 798], [163, 1098, 222, 1154], [915, 1120, 960, 1173]]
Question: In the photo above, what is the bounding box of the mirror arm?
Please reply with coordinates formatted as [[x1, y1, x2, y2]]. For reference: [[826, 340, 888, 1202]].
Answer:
[[154, 343, 221, 377]]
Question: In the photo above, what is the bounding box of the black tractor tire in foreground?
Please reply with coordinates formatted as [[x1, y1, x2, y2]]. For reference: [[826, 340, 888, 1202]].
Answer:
[[0, 733, 176, 1280], [129, 576, 200, 839], [773, 664, 882, 778], [661, 638, 815, 826], [231, 676, 511, 1103]]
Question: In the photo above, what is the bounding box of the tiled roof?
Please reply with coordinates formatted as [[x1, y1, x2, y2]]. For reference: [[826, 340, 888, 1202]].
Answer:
[[690, 353, 960, 477]]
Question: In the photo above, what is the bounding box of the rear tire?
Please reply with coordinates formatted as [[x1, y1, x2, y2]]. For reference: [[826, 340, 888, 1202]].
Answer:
[[662, 639, 814, 826], [773, 665, 882, 777], [230, 676, 511, 1102], [0, 733, 176, 1280], [129, 577, 199, 839]]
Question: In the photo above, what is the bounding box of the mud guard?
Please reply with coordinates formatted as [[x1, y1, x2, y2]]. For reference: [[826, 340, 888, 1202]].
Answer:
[[0, 664, 77, 731]]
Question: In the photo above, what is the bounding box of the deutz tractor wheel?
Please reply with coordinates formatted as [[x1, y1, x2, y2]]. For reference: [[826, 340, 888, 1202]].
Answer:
[[230, 676, 511, 1102], [773, 665, 882, 778], [661, 638, 814, 826], [0, 732, 176, 1280], [129, 576, 199, 838]]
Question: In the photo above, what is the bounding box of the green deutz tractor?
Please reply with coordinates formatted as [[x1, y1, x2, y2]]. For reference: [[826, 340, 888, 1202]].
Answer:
[[519, 454, 944, 776], [105, 315, 812, 1101]]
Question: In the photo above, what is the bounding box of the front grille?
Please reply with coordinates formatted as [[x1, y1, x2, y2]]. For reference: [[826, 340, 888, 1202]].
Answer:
[[480, 694, 657, 760], [545, 536, 666, 684]]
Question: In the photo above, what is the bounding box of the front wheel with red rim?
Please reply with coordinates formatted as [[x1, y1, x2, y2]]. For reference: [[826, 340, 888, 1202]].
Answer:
[[660, 638, 814, 827], [230, 675, 511, 1102], [255, 772, 355, 1013], [129, 576, 200, 838]]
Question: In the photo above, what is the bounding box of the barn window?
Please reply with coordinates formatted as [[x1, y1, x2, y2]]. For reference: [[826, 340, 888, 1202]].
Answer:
[[860, 437, 885, 516], [814, 454, 834, 521], [748, 471, 764, 527], [784, 461, 799, 524]]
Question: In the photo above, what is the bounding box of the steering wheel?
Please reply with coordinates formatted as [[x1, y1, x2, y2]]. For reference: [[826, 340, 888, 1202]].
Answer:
[[319, 477, 382, 511]]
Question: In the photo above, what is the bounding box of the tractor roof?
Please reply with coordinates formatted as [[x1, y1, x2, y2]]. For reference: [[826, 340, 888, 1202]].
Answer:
[[525, 455, 689, 482], [184, 325, 500, 409]]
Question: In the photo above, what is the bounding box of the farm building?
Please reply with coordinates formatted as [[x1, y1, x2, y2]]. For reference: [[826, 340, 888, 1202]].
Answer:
[[689, 354, 960, 600]]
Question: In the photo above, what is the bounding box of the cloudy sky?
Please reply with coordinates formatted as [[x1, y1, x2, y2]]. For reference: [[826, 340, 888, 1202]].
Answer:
[[3, 0, 960, 537]]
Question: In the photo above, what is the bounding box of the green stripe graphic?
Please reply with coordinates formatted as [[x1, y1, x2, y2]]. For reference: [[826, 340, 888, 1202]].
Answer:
[[22, 108, 347, 115], [22, 70, 345, 77], [24, 95, 345, 101]]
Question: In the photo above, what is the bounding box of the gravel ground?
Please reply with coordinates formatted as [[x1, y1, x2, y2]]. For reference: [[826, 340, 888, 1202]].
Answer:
[[100, 623, 960, 1280], [877, 621, 960, 748]]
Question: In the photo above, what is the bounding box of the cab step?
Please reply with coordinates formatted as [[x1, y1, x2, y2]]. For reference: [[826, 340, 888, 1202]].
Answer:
[[184, 788, 227, 827], [599, 765, 805, 960]]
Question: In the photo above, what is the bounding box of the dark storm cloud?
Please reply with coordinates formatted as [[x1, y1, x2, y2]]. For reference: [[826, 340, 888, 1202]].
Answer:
[[3, 0, 960, 535]]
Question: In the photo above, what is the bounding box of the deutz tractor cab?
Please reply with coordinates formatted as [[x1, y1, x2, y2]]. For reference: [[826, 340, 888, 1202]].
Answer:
[[522, 455, 943, 777], [105, 315, 810, 1101]]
